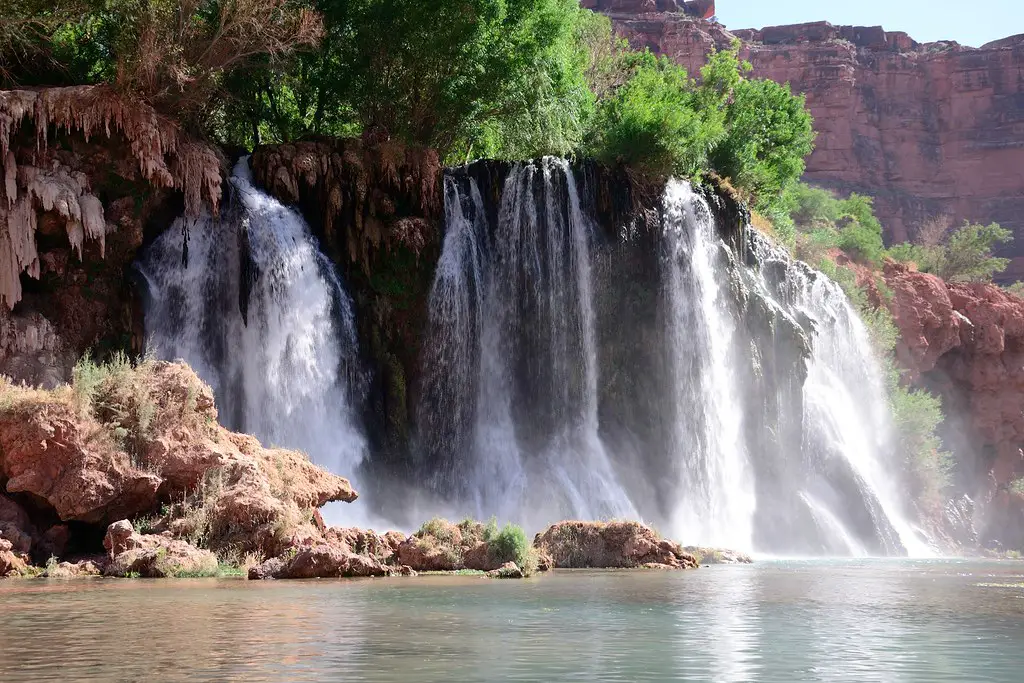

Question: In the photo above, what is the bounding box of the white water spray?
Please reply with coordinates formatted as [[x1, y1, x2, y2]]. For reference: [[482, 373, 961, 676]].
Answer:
[[137, 159, 367, 516], [661, 180, 755, 551]]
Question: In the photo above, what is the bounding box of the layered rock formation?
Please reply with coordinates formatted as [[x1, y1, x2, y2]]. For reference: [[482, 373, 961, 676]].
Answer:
[[598, 5, 1024, 279]]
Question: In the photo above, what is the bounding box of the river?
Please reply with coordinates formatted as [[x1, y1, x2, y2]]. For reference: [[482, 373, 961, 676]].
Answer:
[[2, 560, 1022, 681]]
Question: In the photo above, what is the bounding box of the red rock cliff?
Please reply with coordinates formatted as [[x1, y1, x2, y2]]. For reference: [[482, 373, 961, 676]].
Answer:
[[878, 261, 1024, 545], [599, 5, 1024, 280]]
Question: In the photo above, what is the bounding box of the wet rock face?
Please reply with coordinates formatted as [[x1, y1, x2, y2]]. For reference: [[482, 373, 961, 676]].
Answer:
[[0, 130, 182, 388], [600, 10, 1024, 279]]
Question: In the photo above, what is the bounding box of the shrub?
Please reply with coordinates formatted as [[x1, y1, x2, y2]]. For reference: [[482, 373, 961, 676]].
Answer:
[[586, 50, 721, 176], [708, 75, 814, 200], [487, 523, 538, 575], [888, 221, 1011, 282], [72, 351, 162, 468]]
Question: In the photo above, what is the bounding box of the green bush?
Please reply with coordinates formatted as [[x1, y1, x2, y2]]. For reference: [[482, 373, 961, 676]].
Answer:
[[775, 182, 886, 266], [887, 221, 1011, 282], [708, 76, 814, 200], [586, 50, 720, 176], [487, 523, 536, 573]]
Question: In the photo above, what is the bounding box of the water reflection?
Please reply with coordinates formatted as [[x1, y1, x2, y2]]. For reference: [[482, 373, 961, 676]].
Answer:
[[1, 561, 1023, 682]]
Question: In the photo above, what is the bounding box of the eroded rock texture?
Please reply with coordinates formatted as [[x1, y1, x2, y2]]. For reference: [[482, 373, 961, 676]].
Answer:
[[0, 360, 357, 564], [599, 6, 1024, 279], [0, 86, 224, 387], [534, 520, 699, 569], [876, 261, 1024, 545]]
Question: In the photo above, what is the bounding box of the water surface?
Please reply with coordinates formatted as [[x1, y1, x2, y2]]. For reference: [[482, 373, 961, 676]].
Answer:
[[2, 560, 1022, 681]]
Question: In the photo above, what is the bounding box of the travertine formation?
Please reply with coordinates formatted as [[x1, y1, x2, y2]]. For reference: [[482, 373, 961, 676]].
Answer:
[[597, 4, 1024, 279], [0, 360, 357, 570], [0, 86, 222, 308]]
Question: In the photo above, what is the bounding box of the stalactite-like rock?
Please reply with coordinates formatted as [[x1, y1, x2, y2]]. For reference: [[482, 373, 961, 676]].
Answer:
[[0, 86, 223, 309]]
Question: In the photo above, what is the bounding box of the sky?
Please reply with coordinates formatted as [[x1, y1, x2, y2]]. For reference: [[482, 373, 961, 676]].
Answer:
[[715, 0, 1023, 48]]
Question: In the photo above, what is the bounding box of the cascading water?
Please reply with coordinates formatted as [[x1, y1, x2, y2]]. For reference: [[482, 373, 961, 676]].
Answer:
[[135, 151, 932, 554], [136, 158, 367, 511], [746, 231, 932, 556], [418, 158, 637, 528], [661, 180, 755, 551], [420, 162, 930, 555]]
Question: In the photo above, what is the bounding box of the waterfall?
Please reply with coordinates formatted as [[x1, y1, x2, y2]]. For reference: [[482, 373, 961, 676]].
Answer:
[[747, 231, 932, 556], [134, 152, 932, 555], [420, 162, 929, 554], [661, 180, 755, 550], [418, 158, 637, 528], [136, 158, 367, 495]]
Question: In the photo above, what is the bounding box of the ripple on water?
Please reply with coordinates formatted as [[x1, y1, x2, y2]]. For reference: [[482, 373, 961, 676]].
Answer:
[[1, 561, 1023, 682]]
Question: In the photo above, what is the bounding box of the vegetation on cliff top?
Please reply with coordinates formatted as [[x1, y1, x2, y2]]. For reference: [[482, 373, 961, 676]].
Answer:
[[2, 0, 814, 208]]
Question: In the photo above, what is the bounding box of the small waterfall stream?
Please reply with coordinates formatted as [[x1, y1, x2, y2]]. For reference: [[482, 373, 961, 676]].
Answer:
[[746, 232, 931, 556], [137, 158, 367, 494], [662, 180, 754, 550]]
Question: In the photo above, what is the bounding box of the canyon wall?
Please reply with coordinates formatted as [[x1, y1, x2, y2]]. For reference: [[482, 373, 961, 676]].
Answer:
[[598, 4, 1024, 280]]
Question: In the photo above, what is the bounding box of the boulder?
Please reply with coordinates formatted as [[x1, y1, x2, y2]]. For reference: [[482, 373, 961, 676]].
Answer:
[[534, 521, 699, 569], [683, 547, 754, 565], [42, 558, 105, 578], [103, 521, 218, 578], [249, 543, 402, 579], [0, 536, 30, 576], [486, 561, 524, 579], [0, 495, 35, 554]]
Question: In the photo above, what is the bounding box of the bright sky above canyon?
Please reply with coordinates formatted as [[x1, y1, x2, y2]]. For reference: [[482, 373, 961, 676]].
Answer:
[[716, 0, 1021, 48]]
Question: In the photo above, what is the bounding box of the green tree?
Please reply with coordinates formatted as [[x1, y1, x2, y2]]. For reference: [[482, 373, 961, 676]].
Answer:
[[585, 50, 723, 176], [708, 74, 814, 200], [220, 0, 595, 159]]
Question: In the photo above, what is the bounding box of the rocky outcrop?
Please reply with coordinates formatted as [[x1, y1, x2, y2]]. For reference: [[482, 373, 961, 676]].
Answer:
[[0, 535, 30, 576], [533, 520, 699, 569], [0, 359, 357, 569], [874, 260, 1024, 545], [880, 261, 1024, 486], [395, 518, 512, 572], [599, 8, 1024, 279], [683, 546, 754, 564], [103, 519, 218, 578], [249, 542, 401, 580]]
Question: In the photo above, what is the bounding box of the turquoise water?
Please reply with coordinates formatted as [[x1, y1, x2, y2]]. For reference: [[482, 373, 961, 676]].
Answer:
[[1, 560, 1023, 681]]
